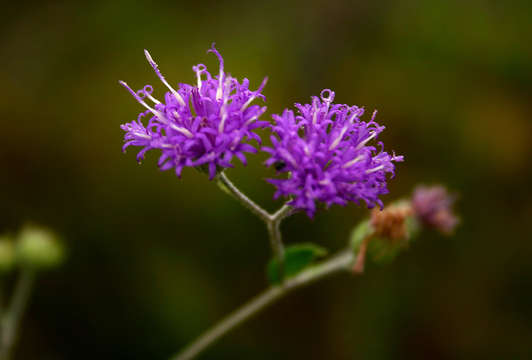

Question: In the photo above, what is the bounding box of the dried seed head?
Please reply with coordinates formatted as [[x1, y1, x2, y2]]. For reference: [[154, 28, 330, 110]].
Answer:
[[371, 202, 413, 241]]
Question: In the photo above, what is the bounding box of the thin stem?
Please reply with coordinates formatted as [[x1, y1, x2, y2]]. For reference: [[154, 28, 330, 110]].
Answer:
[[271, 203, 293, 222], [173, 287, 283, 360], [267, 203, 294, 280], [0, 277, 4, 321], [216, 172, 293, 281], [216, 172, 271, 223], [171, 250, 354, 360], [267, 221, 285, 280], [0, 269, 36, 360]]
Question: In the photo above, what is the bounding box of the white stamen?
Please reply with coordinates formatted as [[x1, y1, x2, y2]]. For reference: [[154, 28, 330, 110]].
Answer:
[[329, 126, 348, 150], [120, 81, 167, 121], [134, 132, 151, 140], [312, 102, 318, 125], [342, 155, 364, 168], [195, 66, 205, 89], [123, 88, 190, 138], [144, 50, 186, 106], [197, 74, 202, 89], [244, 114, 259, 126], [218, 108, 228, 133], [216, 69, 223, 101], [218, 77, 233, 133], [230, 134, 241, 149], [169, 123, 193, 138], [355, 132, 376, 150], [241, 95, 256, 112], [145, 92, 161, 104], [347, 108, 363, 124], [366, 165, 384, 174]]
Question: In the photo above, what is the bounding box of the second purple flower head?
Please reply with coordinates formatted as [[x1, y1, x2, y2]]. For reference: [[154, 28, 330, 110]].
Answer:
[[263, 90, 403, 217]]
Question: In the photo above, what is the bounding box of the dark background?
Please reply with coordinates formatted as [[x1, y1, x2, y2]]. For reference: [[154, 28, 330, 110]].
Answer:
[[1, 0, 532, 359]]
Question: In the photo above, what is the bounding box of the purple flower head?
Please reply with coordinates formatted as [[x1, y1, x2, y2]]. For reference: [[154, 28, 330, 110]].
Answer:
[[412, 185, 459, 234], [263, 90, 403, 217], [119, 44, 268, 179]]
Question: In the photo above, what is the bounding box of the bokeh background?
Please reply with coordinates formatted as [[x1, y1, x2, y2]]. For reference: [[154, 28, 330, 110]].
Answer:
[[2, 0, 532, 359]]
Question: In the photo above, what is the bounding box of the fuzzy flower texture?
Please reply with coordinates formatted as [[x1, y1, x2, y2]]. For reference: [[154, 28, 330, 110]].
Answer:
[[119, 44, 268, 179], [412, 185, 459, 234], [263, 90, 403, 217]]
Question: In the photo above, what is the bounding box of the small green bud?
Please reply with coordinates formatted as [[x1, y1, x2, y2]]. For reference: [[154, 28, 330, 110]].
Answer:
[[0, 236, 16, 273], [350, 201, 420, 270], [17, 226, 65, 270], [367, 201, 413, 264]]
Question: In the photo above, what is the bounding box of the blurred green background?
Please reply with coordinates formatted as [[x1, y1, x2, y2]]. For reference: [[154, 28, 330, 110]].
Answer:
[[1, 0, 532, 359]]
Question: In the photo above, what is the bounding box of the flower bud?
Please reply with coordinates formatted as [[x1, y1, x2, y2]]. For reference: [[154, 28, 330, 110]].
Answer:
[[16, 226, 65, 269], [366, 201, 414, 264], [412, 185, 459, 234], [370, 201, 413, 241], [0, 236, 16, 273]]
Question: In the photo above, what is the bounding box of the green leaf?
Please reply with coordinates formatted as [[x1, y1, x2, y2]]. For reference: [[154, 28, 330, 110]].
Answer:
[[267, 243, 328, 285]]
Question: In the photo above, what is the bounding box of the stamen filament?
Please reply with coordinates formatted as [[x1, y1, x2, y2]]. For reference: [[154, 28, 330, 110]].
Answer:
[[366, 165, 384, 174], [342, 155, 364, 168], [329, 126, 348, 150], [134, 132, 152, 140], [169, 123, 194, 138], [218, 108, 228, 133], [312, 103, 318, 125], [218, 77, 233, 133], [244, 114, 259, 126], [355, 132, 376, 150], [120, 81, 166, 121], [144, 50, 186, 106], [145, 93, 161, 104]]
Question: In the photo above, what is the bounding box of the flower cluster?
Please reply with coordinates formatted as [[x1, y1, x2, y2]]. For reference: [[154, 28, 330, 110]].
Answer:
[[263, 90, 403, 217], [119, 44, 268, 179], [119, 47, 405, 217], [412, 185, 459, 234]]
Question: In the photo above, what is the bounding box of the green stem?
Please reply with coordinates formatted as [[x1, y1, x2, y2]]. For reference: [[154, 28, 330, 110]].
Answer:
[[216, 172, 293, 280], [0, 277, 4, 321], [0, 269, 36, 360], [216, 172, 271, 223], [170, 250, 354, 360]]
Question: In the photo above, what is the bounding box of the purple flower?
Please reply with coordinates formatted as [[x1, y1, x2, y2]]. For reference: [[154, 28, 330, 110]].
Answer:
[[119, 44, 268, 179], [412, 185, 459, 234], [263, 90, 403, 217]]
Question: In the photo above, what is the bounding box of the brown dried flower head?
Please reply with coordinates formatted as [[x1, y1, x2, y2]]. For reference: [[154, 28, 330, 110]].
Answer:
[[370, 202, 413, 241]]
